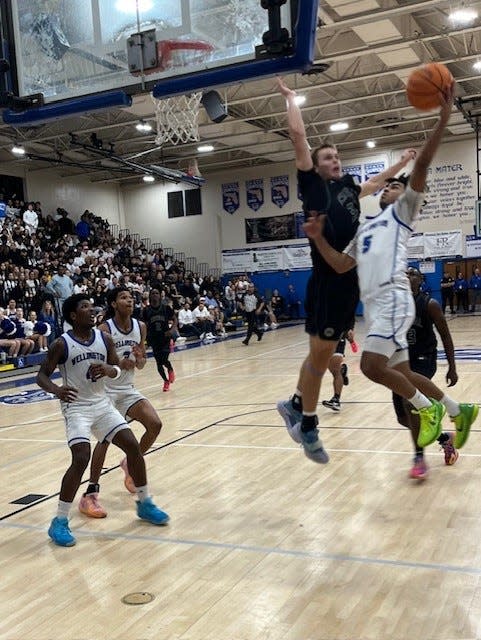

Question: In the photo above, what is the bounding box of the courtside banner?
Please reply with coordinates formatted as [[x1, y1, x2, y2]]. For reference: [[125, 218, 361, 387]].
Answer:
[[407, 232, 425, 259], [270, 175, 289, 208], [252, 247, 284, 271], [221, 249, 253, 273], [423, 230, 462, 258], [465, 234, 481, 258], [283, 245, 312, 270]]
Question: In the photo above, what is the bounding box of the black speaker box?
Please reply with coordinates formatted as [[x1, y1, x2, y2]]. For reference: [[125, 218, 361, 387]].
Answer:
[[201, 90, 228, 123]]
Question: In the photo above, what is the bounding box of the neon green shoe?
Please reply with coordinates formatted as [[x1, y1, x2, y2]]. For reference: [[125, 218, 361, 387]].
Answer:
[[414, 400, 445, 448], [451, 403, 479, 449]]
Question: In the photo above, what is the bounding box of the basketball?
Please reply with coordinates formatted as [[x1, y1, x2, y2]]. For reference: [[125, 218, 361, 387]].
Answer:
[[406, 63, 453, 111]]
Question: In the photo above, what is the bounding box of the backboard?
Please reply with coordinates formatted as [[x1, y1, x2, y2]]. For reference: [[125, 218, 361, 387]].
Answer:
[[3, 0, 318, 126]]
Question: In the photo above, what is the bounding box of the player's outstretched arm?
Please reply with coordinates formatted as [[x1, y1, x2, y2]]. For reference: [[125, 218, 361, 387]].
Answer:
[[277, 77, 313, 172], [359, 148, 417, 198], [410, 82, 455, 193], [303, 213, 356, 273]]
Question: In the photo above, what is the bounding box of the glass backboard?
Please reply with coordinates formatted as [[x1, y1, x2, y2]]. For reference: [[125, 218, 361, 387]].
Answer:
[[3, 0, 317, 125]]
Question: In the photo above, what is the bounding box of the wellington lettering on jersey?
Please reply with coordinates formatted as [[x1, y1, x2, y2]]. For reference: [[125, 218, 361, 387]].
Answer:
[[71, 352, 106, 365], [362, 219, 389, 233], [114, 339, 137, 349]]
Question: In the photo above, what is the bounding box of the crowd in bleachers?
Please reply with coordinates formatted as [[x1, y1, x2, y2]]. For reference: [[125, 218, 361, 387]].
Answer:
[[0, 196, 303, 362]]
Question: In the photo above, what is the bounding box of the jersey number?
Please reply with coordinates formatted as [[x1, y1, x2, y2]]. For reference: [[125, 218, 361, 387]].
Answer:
[[362, 235, 372, 254]]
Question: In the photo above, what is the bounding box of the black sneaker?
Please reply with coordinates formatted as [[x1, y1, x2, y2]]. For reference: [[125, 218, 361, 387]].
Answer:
[[340, 363, 349, 386], [322, 397, 341, 412], [241, 339, 249, 345]]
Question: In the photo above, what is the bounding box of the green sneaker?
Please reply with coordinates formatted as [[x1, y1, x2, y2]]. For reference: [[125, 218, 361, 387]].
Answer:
[[451, 403, 479, 449], [414, 400, 445, 448]]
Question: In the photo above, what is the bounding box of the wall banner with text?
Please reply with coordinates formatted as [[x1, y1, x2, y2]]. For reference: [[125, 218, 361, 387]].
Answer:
[[221, 243, 311, 273], [222, 182, 240, 214], [343, 164, 362, 185], [423, 230, 462, 258], [270, 175, 289, 208], [245, 213, 295, 244], [246, 178, 264, 211], [465, 235, 481, 258]]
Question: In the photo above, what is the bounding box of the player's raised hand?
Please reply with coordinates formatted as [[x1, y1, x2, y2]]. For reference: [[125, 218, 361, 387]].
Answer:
[[303, 212, 326, 239], [400, 148, 417, 163], [276, 76, 297, 99]]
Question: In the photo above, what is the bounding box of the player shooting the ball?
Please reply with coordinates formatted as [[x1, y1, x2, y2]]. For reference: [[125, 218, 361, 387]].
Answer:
[[303, 79, 479, 452]]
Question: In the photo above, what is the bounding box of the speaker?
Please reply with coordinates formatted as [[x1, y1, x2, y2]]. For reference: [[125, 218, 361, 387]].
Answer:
[[201, 90, 228, 123]]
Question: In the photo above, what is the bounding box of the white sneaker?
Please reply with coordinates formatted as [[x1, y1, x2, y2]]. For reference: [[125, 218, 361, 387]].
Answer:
[[263, 323, 269, 330], [271, 323, 279, 329], [176, 336, 186, 343]]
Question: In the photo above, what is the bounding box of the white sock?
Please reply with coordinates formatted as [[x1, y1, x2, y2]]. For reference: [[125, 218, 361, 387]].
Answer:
[[136, 485, 150, 503], [57, 500, 72, 519], [295, 388, 302, 397], [441, 394, 460, 417], [408, 390, 431, 410]]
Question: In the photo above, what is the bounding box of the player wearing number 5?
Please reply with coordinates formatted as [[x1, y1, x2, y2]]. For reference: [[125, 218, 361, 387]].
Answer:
[[37, 294, 169, 548], [304, 81, 478, 453]]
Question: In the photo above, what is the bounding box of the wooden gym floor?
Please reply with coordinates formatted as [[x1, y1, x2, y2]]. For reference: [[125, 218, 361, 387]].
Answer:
[[0, 317, 480, 640]]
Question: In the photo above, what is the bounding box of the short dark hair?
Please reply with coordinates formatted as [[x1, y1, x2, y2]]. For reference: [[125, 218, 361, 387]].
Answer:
[[105, 286, 130, 318], [311, 142, 337, 167], [62, 294, 90, 324], [386, 173, 409, 187]]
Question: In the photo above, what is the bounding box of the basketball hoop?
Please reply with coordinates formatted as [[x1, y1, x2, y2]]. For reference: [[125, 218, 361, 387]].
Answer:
[[153, 92, 203, 146]]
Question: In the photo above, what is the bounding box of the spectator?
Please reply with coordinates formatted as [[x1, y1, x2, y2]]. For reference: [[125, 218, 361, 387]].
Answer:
[[178, 301, 203, 338], [469, 267, 481, 312], [286, 283, 301, 319], [440, 270, 455, 314], [454, 271, 468, 313], [23, 203, 39, 236], [76, 212, 91, 242], [192, 297, 215, 339], [45, 264, 74, 320]]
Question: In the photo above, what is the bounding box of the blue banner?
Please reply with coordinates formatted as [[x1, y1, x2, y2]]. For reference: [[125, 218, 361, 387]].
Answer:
[[271, 175, 289, 208], [222, 182, 240, 214], [295, 211, 307, 238], [246, 178, 264, 211], [343, 164, 362, 185]]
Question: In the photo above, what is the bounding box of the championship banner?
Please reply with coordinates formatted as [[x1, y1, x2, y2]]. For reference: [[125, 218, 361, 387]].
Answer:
[[343, 164, 362, 185], [423, 230, 462, 258], [283, 245, 312, 270], [222, 182, 240, 214], [465, 234, 481, 258], [270, 175, 289, 208], [245, 213, 295, 244], [246, 178, 264, 211]]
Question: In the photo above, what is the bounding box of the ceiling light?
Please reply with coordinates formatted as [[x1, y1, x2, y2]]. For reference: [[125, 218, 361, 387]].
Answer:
[[294, 95, 306, 106], [143, 175, 155, 183], [473, 60, 481, 71], [449, 7, 478, 24], [329, 122, 349, 132], [366, 140, 376, 148], [135, 121, 152, 132], [11, 144, 25, 155], [115, 0, 153, 14], [197, 144, 214, 152]]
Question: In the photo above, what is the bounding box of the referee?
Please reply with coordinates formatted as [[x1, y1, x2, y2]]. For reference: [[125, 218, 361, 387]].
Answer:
[[241, 283, 263, 345]]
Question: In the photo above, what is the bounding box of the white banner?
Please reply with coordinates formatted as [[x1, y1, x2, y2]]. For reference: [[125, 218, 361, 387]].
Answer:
[[423, 230, 462, 258], [283, 245, 312, 270], [252, 247, 284, 271], [221, 250, 253, 273], [407, 232, 424, 259], [465, 235, 481, 258]]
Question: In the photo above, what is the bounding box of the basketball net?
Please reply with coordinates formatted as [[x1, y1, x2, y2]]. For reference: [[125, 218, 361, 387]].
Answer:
[[153, 92, 202, 146]]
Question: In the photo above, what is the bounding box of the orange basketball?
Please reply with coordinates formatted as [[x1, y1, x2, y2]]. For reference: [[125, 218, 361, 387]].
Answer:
[[406, 63, 453, 111]]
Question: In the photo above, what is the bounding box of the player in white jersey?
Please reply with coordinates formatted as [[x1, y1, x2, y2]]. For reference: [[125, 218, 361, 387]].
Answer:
[[304, 82, 478, 453], [78, 287, 163, 518], [37, 294, 169, 548]]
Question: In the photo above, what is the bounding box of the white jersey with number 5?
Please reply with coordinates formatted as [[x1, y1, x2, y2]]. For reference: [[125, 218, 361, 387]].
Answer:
[[104, 317, 141, 391], [345, 185, 425, 300]]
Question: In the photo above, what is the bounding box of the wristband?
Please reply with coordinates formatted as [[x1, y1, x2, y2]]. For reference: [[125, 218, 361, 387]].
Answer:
[[112, 365, 121, 379]]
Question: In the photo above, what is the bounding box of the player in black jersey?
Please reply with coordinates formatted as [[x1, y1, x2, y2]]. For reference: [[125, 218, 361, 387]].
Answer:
[[393, 267, 459, 480], [276, 76, 416, 463]]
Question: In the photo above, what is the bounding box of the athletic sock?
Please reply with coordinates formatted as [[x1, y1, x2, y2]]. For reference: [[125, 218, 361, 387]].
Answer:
[[136, 485, 150, 503], [57, 500, 72, 519], [408, 390, 431, 410], [440, 394, 460, 417], [301, 413, 318, 433]]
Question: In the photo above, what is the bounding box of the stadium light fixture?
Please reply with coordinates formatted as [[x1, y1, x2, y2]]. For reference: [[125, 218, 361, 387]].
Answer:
[[135, 120, 152, 132], [366, 140, 376, 148], [197, 144, 214, 152], [11, 144, 25, 155], [329, 122, 349, 132], [143, 175, 155, 183]]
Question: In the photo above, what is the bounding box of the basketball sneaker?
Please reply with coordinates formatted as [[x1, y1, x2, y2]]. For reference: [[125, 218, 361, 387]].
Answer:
[[440, 433, 459, 465], [297, 425, 330, 464], [136, 498, 170, 525], [409, 455, 428, 480], [78, 493, 107, 518], [168, 369, 175, 383], [48, 516, 76, 547], [322, 397, 341, 412], [120, 457, 136, 494], [340, 363, 349, 386], [414, 400, 445, 448], [277, 398, 302, 442], [451, 403, 479, 449], [163, 381, 170, 392]]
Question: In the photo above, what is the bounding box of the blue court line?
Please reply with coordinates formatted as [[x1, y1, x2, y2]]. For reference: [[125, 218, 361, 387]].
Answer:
[[1, 519, 481, 577]]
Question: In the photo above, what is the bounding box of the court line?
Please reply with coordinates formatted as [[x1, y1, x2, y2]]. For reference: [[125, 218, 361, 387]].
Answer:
[[1, 519, 481, 578]]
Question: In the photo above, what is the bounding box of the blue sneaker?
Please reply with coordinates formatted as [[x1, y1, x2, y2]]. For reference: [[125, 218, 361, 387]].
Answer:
[[277, 398, 302, 442], [299, 426, 330, 464], [48, 516, 76, 547], [136, 498, 170, 525]]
